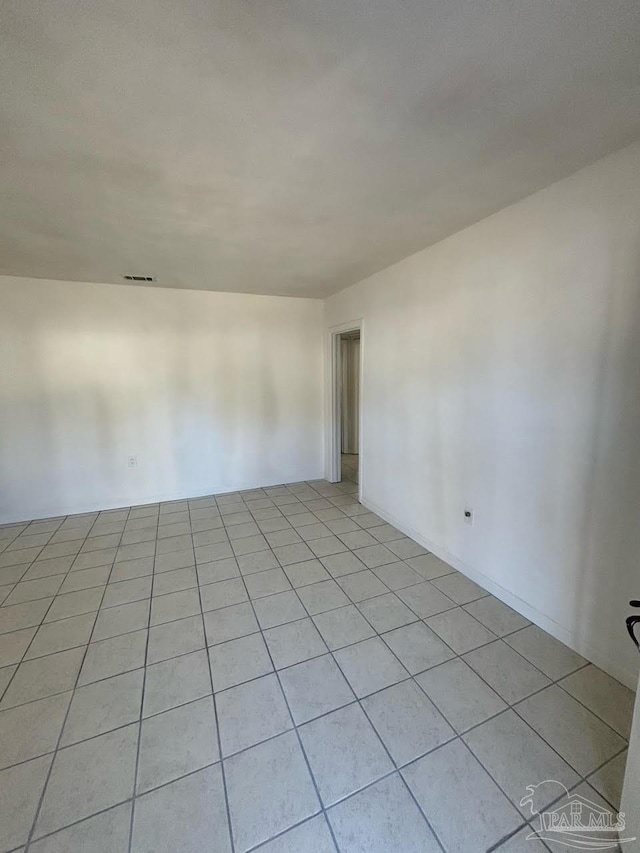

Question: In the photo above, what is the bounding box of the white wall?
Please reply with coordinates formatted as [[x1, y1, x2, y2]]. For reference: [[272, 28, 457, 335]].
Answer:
[[325, 141, 640, 689], [0, 277, 324, 523]]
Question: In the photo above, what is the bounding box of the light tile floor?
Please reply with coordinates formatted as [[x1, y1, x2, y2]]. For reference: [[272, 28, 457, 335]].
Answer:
[[0, 479, 634, 853], [340, 454, 358, 485]]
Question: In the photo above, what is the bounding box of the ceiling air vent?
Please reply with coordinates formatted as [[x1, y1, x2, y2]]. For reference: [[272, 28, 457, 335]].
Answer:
[[123, 275, 155, 282]]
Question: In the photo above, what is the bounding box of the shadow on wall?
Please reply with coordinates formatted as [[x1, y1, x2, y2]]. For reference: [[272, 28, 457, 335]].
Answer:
[[348, 191, 640, 687], [573, 244, 640, 679], [166, 322, 282, 486], [0, 302, 320, 523]]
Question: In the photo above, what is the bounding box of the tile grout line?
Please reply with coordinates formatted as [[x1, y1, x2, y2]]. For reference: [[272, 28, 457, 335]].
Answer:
[[220, 484, 351, 846], [225, 485, 457, 852], [1, 548, 626, 733], [294, 546, 520, 849], [23, 505, 133, 851], [126, 505, 161, 853], [11, 681, 595, 853], [419, 652, 630, 826], [231, 519, 629, 848], [0, 482, 632, 852], [0, 562, 625, 741], [0, 615, 619, 846], [0, 529, 101, 705], [0, 650, 603, 780], [15, 746, 248, 853], [230, 542, 343, 853], [317, 636, 451, 852], [22, 797, 135, 850], [188, 498, 237, 853]]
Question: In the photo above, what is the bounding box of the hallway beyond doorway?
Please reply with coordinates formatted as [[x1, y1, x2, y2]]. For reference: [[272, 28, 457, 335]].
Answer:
[[341, 453, 359, 485], [339, 328, 360, 490]]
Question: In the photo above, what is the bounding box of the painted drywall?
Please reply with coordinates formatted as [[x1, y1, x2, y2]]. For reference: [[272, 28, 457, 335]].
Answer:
[[0, 277, 324, 523], [325, 141, 640, 689]]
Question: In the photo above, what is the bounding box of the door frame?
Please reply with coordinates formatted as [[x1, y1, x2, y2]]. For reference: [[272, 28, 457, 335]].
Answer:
[[326, 319, 364, 498]]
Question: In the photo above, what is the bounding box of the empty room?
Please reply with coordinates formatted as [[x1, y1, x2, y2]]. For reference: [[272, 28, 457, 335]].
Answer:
[[1, 1, 639, 851]]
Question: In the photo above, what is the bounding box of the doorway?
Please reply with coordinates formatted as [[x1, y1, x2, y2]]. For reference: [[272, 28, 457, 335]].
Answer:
[[339, 329, 360, 485], [327, 321, 363, 489]]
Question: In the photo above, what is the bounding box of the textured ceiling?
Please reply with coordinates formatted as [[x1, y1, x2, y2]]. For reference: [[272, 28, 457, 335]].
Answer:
[[1, 0, 639, 297]]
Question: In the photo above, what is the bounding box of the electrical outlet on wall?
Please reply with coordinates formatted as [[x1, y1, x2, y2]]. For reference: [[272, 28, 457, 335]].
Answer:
[[464, 506, 474, 525], [127, 456, 137, 468]]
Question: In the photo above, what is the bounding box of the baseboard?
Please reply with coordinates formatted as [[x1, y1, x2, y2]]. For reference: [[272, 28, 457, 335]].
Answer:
[[361, 495, 638, 692], [0, 470, 326, 526]]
